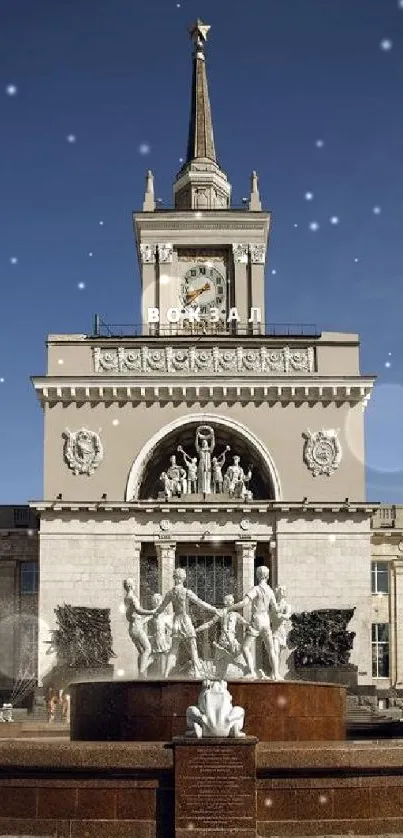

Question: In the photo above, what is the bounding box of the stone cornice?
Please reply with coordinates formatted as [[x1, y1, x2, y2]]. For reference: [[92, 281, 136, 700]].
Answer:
[[31, 375, 375, 407], [29, 500, 378, 515]]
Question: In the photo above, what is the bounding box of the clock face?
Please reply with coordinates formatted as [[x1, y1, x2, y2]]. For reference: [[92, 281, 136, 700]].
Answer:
[[179, 265, 226, 318]]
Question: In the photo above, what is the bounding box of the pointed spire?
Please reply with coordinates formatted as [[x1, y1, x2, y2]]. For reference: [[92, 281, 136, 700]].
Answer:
[[142, 170, 156, 211], [186, 19, 216, 163], [173, 21, 231, 210], [248, 170, 262, 211]]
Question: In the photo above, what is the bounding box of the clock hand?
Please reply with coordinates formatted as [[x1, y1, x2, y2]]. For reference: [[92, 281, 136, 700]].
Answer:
[[185, 282, 211, 304]]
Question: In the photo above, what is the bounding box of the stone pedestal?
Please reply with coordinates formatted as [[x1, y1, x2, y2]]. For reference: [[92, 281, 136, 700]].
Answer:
[[173, 736, 257, 838]]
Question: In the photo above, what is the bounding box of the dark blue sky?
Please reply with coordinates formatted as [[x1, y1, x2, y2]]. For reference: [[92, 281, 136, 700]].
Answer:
[[1, 0, 403, 503]]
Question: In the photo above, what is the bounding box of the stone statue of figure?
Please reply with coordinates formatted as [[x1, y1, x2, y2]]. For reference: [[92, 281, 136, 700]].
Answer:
[[224, 455, 253, 500], [148, 593, 173, 678], [160, 471, 171, 500], [177, 447, 198, 494], [162, 455, 187, 498], [211, 446, 230, 493], [196, 593, 249, 678], [229, 566, 280, 680], [272, 585, 292, 678], [195, 425, 215, 494], [150, 567, 219, 678], [123, 579, 154, 676]]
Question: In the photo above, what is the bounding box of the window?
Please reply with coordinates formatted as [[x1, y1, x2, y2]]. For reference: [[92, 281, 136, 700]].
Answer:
[[20, 562, 39, 594], [178, 555, 234, 605], [371, 561, 389, 594], [14, 507, 31, 528], [372, 623, 390, 678]]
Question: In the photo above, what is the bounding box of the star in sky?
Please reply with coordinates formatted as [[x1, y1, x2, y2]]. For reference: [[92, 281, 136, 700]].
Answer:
[[271, 269, 277, 275], [373, 206, 381, 215], [9, 257, 18, 265], [305, 191, 314, 201], [139, 143, 151, 155], [66, 134, 76, 143], [309, 221, 319, 231], [399, 0, 403, 8], [77, 282, 85, 290], [88, 252, 93, 257], [330, 216, 339, 225], [99, 220, 104, 226], [5, 84, 17, 96], [315, 139, 324, 148], [0, 378, 4, 384], [380, 39, 393, 51]]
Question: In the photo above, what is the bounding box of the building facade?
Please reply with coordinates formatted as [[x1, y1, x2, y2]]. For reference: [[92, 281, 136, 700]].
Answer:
[[29, 21, 389, 689], [0, 506, 39, 701]]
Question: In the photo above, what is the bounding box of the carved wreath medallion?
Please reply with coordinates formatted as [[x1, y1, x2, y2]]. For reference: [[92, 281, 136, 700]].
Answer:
[[63, 428, 103, 476], [302, 429, 342, 477]]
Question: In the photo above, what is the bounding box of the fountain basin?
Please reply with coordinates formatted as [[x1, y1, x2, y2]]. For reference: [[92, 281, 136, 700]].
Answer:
[[70, 679, 345, 741]]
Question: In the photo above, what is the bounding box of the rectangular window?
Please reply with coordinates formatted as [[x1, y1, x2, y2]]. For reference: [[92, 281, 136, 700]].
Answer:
[[14, 507, 31, 528], [178, 555, 234, 605], [372, 623, 390, 678], [20, 561, 39, 594], [371, 561, 389, 594]]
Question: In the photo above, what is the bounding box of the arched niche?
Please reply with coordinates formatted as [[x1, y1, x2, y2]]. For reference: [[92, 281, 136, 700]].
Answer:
[[126, 414, 282, 501]]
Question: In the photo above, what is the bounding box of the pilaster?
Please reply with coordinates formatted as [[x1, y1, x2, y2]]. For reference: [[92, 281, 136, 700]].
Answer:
[[156, 541, 177, 596], [131, 542, 141, 599], [139, 245, 157, 335], [235, 541, 256, 598], [157, 243, 174, 328], [393, 560, 403, 685], [232, 244, 249, 323], [249, 245, 265, 319]]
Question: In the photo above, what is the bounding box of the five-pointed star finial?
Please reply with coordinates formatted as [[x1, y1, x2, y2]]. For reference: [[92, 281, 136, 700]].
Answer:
[[189, 19, 211, 46]]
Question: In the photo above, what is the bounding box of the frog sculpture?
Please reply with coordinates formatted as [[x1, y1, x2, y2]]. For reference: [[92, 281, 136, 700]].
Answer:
[[186, 679, 245, 738]]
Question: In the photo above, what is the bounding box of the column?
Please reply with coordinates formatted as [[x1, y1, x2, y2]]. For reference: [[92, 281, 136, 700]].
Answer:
[[393, 560, 403, 685], [235, 541, 256, 599], [156, 541, 177, 597]]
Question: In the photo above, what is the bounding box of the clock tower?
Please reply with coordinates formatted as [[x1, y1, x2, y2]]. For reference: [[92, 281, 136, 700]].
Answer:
[[135, 20, 270, 335]]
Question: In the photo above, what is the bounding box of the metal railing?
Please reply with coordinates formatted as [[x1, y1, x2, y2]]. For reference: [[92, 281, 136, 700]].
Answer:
[[92, 315, 319, 340]]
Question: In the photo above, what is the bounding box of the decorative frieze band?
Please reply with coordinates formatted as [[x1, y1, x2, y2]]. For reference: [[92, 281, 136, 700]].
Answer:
[[92, 345, 315, 376], [141, 243, 266, 265]]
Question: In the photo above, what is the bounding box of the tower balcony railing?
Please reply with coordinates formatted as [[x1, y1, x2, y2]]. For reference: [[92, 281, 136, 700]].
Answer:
[[92, 316, 319, 340]]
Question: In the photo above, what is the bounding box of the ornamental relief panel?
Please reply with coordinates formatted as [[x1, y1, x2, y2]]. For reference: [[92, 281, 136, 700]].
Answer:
[[302, 429, 342, 477], [63, 428, 103, 476], [92, 345, 315, 376], [139, 244, 156, 264]]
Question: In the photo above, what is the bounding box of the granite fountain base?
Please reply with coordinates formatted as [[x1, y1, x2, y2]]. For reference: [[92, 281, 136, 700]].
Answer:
[[69, 678, 346, 741]]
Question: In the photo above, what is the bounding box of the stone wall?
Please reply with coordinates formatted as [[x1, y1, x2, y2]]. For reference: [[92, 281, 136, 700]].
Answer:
[[276, 513, 372, 684], [38, 517, 141, 683]]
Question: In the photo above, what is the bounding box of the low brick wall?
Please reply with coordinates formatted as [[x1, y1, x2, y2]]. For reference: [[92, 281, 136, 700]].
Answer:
[[0, 739, 403, 836]]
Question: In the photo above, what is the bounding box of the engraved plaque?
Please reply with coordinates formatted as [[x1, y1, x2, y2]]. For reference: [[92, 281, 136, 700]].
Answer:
[[174, 737, 257, 838]]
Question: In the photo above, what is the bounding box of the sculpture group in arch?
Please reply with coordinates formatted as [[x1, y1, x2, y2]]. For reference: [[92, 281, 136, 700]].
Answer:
[[123, 566, 292, 681], [158, 424, 253, 500]]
